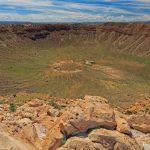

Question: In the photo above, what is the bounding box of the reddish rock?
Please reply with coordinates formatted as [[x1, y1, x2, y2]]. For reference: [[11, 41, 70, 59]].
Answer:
[[128, 115, 150, 133], [28, 99, 43, 107]]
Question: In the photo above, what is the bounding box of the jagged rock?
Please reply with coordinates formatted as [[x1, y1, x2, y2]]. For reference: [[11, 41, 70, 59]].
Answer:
[[0, 95, 149, 150], [128, 115, 150, 133], [58, 128, 141, 150], [47, 107, 60, 117], [60, 96, 116, 136], [44, 130, 63, 150], [115, 110, 131, 135], [88, 129, 141, 150], [43, 96, 117, 149]]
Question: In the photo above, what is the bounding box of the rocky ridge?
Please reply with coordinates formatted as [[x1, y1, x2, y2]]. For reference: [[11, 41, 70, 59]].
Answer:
[[0, 95, 150, 150], [0, 22, 150, 56]]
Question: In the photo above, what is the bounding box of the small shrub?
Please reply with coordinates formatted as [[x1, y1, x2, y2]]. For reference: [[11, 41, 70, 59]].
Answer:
[[61, 135, 67, 145], [60, 104, 67, 109], [125, 110, 133, 115], [9, 103, 17, 112]]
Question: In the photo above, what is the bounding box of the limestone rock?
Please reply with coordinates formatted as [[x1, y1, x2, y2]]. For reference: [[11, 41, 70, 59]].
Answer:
[[84, 95, 108, 104], [57, 137, 105, 150], [0, 131, 36, 150], [57, 128, 141, 150], [60, 96, 117, 136], [0, 95, 149, 150], [130, 129, 150, 150], [17, 118, 32, 126], [44, 96, 117, 150], [21, 124, 37, 143], [128, 115, 150, 133], [115, 110, 131, 135], [136, 134, 150, 150], [34, 123, 47, 140], [88, 129, 141, 150], [44, 130, 64, 150], [47, 107, 60, 117]]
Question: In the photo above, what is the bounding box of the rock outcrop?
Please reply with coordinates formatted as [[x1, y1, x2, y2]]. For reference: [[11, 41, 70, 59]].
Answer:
[[0, 95, 150, 150], [128, 115, 150, 133]]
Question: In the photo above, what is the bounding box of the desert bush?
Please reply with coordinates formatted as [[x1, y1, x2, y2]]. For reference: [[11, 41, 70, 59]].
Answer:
[[9, 103, 17, 112], [61, 135, 67, 145]]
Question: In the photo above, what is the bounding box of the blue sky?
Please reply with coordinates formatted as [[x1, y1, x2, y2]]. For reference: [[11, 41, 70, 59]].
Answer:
[[0, 0, 150, 22]]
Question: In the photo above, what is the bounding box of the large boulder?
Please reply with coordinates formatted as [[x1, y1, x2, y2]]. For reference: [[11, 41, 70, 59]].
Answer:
[[114, 110, 131, 135], [60, 96, 117, 136], [88, 129, 141, 150], [58, 129, 141, 150], [43, 96, 117, 149]]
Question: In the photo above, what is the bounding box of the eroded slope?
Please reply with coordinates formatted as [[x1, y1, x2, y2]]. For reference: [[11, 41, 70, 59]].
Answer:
[[0, 22, 150, 56], [0, 23, 150, 105]]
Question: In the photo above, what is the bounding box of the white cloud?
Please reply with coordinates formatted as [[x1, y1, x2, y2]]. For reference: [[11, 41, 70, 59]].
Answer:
[[0, 0, 53, 7], [0, 0, 149, 22], [0, 10, 149, 22]]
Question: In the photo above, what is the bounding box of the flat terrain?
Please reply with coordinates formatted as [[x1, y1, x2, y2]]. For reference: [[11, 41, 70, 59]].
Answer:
[[0, 40, 150, 106]]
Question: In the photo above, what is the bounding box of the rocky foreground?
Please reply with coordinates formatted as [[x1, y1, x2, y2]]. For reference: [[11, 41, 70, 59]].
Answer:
[[0, 96, 150, 150]]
